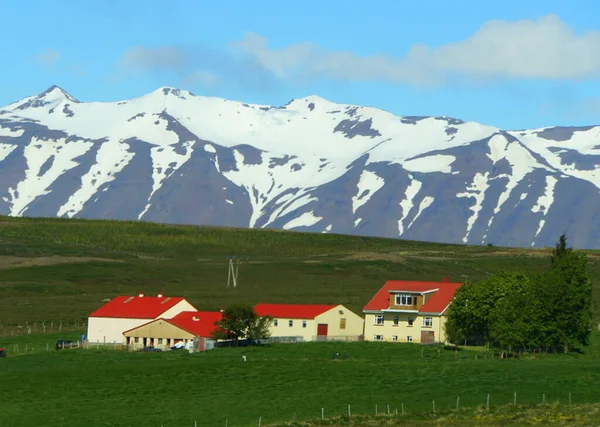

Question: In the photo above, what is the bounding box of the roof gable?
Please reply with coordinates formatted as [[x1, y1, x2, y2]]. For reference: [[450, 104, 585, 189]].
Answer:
[[89, 295, 185, 319], [363, 280, 462, 314], [254, 303, 336, 319], [169, 311, 223, 338]]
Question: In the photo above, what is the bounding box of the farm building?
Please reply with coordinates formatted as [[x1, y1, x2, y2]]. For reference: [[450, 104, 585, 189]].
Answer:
[[123, 311, 223, 351], [363, 278, 462, 344], [254, 303, 364, 342], [87, 294, 197, 344]]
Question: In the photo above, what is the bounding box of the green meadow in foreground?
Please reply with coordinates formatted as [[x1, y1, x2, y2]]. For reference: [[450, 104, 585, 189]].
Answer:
[[1, 217, 600, 426], [2, 332, 600, 427], [1, 215, 600, 324]]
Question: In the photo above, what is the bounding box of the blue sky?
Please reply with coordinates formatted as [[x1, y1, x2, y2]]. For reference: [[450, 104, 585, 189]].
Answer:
[[2, 0, 600, 129]]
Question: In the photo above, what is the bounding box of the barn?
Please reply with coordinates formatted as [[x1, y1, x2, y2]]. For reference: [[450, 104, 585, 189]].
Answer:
[[87, 294, 197, 344], [123, 311, 223, 351], [254, 303, 364, 342]]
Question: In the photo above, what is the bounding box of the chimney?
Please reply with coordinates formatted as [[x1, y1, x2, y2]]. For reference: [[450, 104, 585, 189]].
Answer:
[[443, 277, 449, 283], [157, 293, 163, 298], [138, 293, 144, 297]]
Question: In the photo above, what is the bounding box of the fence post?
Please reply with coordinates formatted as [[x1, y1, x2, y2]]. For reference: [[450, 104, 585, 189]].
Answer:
[[258, 416, 261, 427], [321, 408, 324, 420], [401, 403, 404, 415], [387, 404, 390, 415], [456, 396, 460, 410], [569, 393, 572, 406], [542, 393, 546, 404], [432, 400, 435, 413], [514, 392, 517, 405], [348, 404, 351, 417], [375, 404, 378, 415], [486, 394, 490, 410]]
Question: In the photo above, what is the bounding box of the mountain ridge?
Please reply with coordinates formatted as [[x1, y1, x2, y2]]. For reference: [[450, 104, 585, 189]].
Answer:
[[1, 85, 599, 248]]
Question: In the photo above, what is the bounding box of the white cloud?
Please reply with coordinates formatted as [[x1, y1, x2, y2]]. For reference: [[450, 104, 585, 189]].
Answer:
[[120, 46, 189, 70], [35, 49, 61, 67], [182, 71, 219, 86], [229, 15, 600, 85]]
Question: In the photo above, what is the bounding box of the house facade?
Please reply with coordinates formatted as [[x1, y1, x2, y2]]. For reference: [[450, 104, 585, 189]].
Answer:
[[87, 294, 197, 344], [363, 278, 462, 344], [254, 303, 364, 342], [123, 311, 222, 351]]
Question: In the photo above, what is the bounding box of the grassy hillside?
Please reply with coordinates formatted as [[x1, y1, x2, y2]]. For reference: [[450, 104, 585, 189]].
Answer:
[[2, 332, 600, 427], [1, 215, 599, 324]]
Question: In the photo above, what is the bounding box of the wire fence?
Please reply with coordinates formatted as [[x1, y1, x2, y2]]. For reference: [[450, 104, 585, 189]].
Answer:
[[0, 321, 87, 337], [156, 395, 592, 426]]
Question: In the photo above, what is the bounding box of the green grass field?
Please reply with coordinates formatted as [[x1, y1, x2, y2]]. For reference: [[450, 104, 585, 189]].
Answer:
[[2, 215, 600, 426], [1, 215, 599, 325], [2, 332, 600, 426]]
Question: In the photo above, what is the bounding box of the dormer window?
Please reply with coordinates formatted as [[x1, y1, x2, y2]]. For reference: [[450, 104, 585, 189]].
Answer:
[[395, 294, 413, 306]]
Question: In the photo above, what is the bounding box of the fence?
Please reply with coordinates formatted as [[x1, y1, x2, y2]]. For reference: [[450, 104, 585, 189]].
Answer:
[[157, 393, 591, 426], [0, 321, 87, 337]]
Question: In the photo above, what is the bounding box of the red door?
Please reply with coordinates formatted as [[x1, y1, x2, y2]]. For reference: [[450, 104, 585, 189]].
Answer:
[[317, 323, 328, 337]]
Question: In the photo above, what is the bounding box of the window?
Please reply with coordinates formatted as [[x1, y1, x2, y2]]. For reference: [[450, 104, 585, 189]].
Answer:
[[407, 336, 413, 342], [395, 293, 413, 306], [393, 316, 399, 326], [289, 320, 293, 327], [422, 317, 433, 327], [374, 315, 384, 325], [374, 335, 384, 341], [408, 316, 414, 326], [302, 320, 307, 328], [158, 338, 163, 345], [273, 319, 278, 327], [392, 335, 398, 342], [134, 337, 139, 343], [340, 318, 347, 329]]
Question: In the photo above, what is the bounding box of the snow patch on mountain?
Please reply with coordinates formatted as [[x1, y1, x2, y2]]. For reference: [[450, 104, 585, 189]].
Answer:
[[531, 175, 558, 243], [138, 141, 195, 219], [398, 176, 422, 235], [283, 211, 322, 230], [403, 154, 455, 173], [8, 138, 90, 216], [57, 139, 133, 217], [0, 144, 17, 162], [408, 196, 434, 229], [457, 172, 490, 243], [352, 170, 385, 214]]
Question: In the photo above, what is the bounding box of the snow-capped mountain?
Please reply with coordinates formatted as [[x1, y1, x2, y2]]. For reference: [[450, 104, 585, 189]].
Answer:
[[1, 85, 600, 248]]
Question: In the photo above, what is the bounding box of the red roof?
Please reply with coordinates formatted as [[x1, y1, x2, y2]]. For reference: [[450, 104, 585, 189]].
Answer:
[[363, 280, 462, 314], [254, 303, 337, 319], [169, 311, 223, 338], [89, 295, 186, 319]]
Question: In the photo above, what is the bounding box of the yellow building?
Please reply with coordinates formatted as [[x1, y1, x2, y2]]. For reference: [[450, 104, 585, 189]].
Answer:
[[363, 278, 462, 344], [254, 303, 364, 342]]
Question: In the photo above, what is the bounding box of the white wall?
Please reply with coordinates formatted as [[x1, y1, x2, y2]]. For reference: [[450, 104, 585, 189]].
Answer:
[[161, 300, 198, 318], [315, 305, 364, 339], [86, 298, 198, 344], [267, 318, 316, 341], [87, 317, 150, 344]]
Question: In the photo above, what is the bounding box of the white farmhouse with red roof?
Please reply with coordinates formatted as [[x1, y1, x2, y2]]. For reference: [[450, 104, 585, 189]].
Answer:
[[363, 278, 462, 344], [254, 303, 364, 342], [87, 293, 197, 344]]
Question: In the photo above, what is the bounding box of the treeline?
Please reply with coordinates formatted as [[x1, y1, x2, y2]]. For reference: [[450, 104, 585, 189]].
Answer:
[[445, 234, 594, 352]]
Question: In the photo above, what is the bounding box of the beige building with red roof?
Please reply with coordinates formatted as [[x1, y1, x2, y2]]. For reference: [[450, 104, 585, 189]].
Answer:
[[87, 293, 197, 344], [363, 278, 462, 344], [254, 303, 364, 342], [123, 311, 223, 351]]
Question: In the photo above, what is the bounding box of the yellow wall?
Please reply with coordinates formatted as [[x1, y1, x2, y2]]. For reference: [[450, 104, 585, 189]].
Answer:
[[267, 317, 316, 341], [266, 305, 364, 342], [363, 312, 448, 344], [123, 319, 194, 350], [314, 304, 364, 339]]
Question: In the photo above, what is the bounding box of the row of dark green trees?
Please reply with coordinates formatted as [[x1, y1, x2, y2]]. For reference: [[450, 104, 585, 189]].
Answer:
[[445, 234, 594, 352]]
